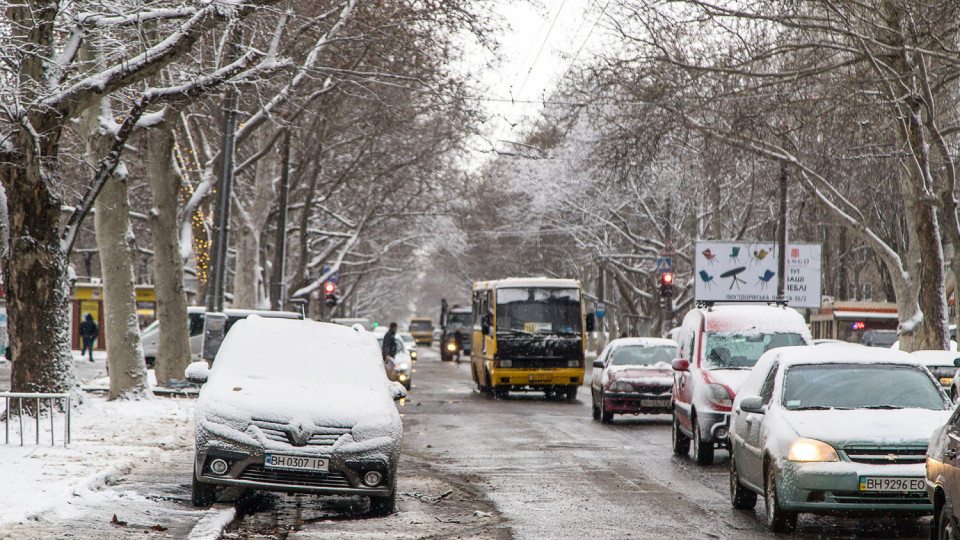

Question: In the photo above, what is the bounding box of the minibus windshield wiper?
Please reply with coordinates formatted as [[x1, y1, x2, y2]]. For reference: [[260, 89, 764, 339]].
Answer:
[[497, 328, 534, 336]]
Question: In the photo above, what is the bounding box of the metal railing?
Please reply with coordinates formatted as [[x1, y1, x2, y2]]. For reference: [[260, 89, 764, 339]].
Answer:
[[0, 392, 71, 447]]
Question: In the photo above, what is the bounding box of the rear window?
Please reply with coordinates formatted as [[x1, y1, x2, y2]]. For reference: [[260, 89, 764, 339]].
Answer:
[[610, 345, 677, 366], [704, 332, 806, 369], [409, 320, 432, 331]]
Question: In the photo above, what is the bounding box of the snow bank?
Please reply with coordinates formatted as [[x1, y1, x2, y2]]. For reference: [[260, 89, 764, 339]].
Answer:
[[187, 507, 236, 540], [0, 393, 194, 527]]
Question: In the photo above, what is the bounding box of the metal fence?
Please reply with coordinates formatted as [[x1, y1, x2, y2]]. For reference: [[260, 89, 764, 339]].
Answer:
[[0, 392, 71, 447]]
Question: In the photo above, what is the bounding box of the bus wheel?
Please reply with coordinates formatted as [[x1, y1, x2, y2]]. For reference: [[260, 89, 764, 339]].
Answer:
[[565, 386, 578, 402], [494, 386, 509, 399]]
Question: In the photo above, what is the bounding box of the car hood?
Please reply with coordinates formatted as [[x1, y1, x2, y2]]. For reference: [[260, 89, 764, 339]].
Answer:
[[783, 408, 951, 447], [607, 365, 673, 386], [703, 369, 752, 395], [198, 374, 398, 429]]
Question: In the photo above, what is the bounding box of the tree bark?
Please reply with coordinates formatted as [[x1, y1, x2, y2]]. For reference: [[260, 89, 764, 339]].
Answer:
[[232, 131, 278, 308], [147, 119, 192, 386]]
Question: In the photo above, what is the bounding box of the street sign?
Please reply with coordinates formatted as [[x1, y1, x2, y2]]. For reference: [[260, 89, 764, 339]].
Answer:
[[656, 257, 672, 273], [595, 301, 606, 318], [321, 267, 339, 283]]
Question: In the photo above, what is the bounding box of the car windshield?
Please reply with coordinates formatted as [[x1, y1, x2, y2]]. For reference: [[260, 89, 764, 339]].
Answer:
[[704, 332, 806, 369], [377, 336, 406, 352], [496, 287, 582, 335], [610, 345, 677, 366], [399, 333, 415, 343], [409, 320, 431, 331], [782, 363, 947, 410], [447, 312, 471, 329]]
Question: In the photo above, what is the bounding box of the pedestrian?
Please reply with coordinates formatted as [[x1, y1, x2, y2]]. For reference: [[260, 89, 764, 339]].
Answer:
[[382, 322, 398, 363], [79, 313, 98, 362]]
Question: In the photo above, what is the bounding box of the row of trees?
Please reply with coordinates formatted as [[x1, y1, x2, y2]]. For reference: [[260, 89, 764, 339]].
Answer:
[[1, 0, 491, 399], [440, 0, 958, 352]]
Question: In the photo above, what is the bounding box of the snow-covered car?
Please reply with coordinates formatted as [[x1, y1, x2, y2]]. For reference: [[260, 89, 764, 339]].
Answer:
[[911, 350, 960, 396], [376, 333, 413, 389], [185, 316, 407, 514], [591, 338, 677, 423], [399, 332, 418, 361], [927, 401, 960, 537], [671, 304, 812, 465], [730, 345, 949, 532], [140, 306, 205, 367]]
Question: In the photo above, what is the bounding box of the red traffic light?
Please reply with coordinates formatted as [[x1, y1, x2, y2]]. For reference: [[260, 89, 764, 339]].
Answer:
[[323, 281, 336, 294], [661, 272, 674, 284]]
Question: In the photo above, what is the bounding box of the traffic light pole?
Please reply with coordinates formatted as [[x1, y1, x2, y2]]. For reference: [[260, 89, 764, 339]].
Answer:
[[662, 196, 673, 337]]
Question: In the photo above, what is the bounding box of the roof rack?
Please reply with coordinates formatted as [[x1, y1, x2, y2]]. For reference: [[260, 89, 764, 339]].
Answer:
[[696, 299, 790, 310]]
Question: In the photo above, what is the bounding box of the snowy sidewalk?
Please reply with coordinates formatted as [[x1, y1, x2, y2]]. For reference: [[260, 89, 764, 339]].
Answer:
[[0, 377, 232, 538]]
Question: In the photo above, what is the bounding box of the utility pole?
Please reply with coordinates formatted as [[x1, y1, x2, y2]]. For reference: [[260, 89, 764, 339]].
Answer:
[[597, 263, 606, 353], [777, 161, 788, 300], [270, 128, 291, 310], [662, 196, 673, 336]]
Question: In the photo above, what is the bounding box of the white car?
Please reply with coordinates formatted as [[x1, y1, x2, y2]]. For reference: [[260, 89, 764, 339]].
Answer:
[[729, 345, 950, 532], [376, 333, 413, 389], [911, 350, 960, 397], [185, 316, 406, 514], [399, 332, 418, 361]]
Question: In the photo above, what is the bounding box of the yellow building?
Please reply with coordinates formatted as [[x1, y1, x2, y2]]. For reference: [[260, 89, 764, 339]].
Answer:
[[71, 281, 156, 349]]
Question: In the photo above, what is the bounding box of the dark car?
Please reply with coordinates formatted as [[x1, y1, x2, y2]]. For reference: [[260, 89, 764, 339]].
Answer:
[[591, 338, 678, 423], [924, 392, 960, 538]]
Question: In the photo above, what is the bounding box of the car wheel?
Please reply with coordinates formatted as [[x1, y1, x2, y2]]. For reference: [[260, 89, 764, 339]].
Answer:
[[765, 466, 797, 533], [672, 413, 690, 456], [692, 417, 715, 465], [600, 396, 613, 424], [144, 356, 155, 368], [730, 457, 757, 510], [565, 386, 578, 402], [941, 503, 960, 540], [191, 475, 217, 508], [369, 473, 397, 516], [592, 399, 601, 420], [494, 386, 508, 399]]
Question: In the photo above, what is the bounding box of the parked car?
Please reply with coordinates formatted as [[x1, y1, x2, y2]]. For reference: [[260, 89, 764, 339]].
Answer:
[[927, 397, 960, 538], [730, 345, 949, 532], [408, 318, 434, 346], [860, 328, 898, 347], [912, 350, 960, 397], [399, 332, 418, 361], [591, 338, 678, 423], [141, 306, 206, 367], [671, 303, 812, 465], [376, 333, 413, 389], [185, 316, 406, 514]]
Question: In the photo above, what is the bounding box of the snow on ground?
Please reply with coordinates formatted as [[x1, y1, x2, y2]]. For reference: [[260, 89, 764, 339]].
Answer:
[[0, 357, 195, 530]]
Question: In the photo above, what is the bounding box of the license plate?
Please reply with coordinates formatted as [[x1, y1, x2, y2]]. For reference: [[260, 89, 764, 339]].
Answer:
[[859, 476, 924, 492], [640, 399, 671, 408], [264, 454, 329, 472], [530, 373, 552, 382]]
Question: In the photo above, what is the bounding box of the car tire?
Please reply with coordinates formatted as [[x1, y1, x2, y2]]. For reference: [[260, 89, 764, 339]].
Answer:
[[369, 478, 397, 517], [672, 413, 690, 456], [191, 475, 217, 508], [730, 457, 757, 510], [565, 386, 578, 402], [941, 503, 960, 540], [692, 417, 715, 465], [600, 396, 613, 424], [494, 386, 509, 399], [592, 399, 600, 420], [765, 466, 797, 533]]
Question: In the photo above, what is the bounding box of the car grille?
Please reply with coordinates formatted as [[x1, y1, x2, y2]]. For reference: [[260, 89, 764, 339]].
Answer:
[[841, 445, 927, 464], [251, 419, 350, 447], [238, 465, 353, 488], [629, 384, 671, 394]]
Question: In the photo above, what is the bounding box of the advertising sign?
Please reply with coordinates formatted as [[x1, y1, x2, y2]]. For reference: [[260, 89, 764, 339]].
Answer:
[[695, 241, 822, 308]]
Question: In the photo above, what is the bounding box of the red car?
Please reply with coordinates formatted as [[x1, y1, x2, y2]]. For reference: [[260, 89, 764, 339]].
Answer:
[[591, 338, 678, 423]]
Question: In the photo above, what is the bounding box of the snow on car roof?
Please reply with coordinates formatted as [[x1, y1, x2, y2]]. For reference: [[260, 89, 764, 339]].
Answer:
[[473, 277, 581, 290], [699, 304, 810, 336], [607, 337, 678, 348], [765, 343, 921, 370]]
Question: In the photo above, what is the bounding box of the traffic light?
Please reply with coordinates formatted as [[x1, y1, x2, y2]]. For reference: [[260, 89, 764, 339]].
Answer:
[[323, 281, 338, 307], [659, 272, 674, 298]]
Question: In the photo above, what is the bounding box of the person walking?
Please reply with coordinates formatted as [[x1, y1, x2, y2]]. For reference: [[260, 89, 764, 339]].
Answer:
[[381, 322, 399, 378], [79, 313, 98, 362]]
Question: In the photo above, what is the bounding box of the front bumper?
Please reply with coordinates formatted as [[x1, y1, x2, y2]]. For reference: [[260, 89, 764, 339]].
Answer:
[[775, 460, 931, 514], [692, 410, 730, 444], [489, 367, 583, 387], [194, 426, 397, 497], [602, 391, 671, 414]]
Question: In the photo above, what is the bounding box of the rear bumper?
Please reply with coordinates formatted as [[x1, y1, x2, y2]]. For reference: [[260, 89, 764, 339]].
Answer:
[[489, 367, 584, 387]]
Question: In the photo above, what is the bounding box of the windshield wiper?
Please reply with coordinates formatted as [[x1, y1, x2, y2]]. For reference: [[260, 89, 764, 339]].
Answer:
[[789, 405, 850, 410], [862, 405, 903, 409], [498, 329, 534, 336]]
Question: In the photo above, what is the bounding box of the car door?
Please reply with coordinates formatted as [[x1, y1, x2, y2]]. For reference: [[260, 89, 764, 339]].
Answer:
[[938, 408, 960, 519], [674, 314, 700, 431], [592, 345, 612, 407], [741, 362, 779, 488]]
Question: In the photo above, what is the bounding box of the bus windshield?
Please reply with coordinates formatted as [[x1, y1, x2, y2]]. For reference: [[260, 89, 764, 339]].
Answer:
[[447, 312, 471, 329], [496, 287, 582, 336]]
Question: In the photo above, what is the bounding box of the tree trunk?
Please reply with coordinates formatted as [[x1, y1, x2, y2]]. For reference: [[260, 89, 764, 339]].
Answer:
[[95, 171, 151, 399], [232, 140, 277, 308], [147, 121, 192, 386]]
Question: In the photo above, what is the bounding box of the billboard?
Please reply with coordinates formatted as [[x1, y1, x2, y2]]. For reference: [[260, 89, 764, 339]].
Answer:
[[694, 241, 822, 308]]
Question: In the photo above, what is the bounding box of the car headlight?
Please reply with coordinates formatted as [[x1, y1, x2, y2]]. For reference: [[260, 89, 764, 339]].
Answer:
[[610, 381, 634, 393], [499, 359, 513, 368], [705, 383, 733, 408], [397, 363, 409, 371], [410, 351, 417, 358], [788, 438, 839, 462], [447, 343, 457, 351], [567, 359, 580, 368]]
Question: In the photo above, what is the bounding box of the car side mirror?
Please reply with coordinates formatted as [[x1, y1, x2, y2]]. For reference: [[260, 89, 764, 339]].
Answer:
[[672, 358, 689, 372], [389, 381, 407, 401], [593, 359, 604, 369], [954, 357, 960, 368], [585, 313, 596, 332], [184, 361, 210, 384], [739, 396, 765, 414]]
